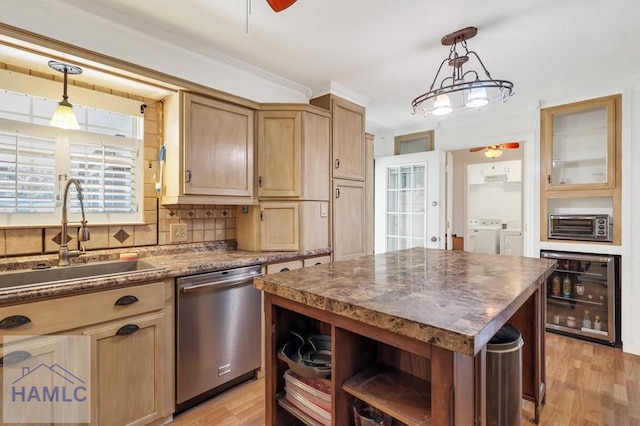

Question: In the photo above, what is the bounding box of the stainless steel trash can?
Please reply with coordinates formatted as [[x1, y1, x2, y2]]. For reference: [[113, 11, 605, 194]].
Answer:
[[486, 324, 524, 426]]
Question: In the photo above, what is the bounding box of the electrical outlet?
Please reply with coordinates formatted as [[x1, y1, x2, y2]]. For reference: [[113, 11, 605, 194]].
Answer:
[[170, 223, 188, 243]]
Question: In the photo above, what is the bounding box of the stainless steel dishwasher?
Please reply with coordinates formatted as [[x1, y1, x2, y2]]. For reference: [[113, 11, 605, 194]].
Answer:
[[175, 264, 262, 413]]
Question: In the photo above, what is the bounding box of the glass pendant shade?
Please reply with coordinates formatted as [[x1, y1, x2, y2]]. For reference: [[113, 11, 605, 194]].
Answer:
[[466, 85, 489, 108], [50, 103, 80, 130], [432, 94, 452, 115]]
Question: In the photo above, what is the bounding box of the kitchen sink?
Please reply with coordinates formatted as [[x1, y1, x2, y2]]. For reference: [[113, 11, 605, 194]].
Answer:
[[0, 260, 163, 291]]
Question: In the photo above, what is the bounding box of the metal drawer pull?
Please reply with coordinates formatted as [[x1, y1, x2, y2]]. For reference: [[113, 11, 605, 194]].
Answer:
[[116, 324, 140, 336], [0, 315, 31, 330], [0, 350, 32, 367], [114, 295, 139, 306], [280, 267, 290, 272], [315, 262, 322, 266]]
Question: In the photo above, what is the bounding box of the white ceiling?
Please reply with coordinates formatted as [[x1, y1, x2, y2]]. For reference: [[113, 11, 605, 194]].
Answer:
[[10, 0, 640, 133]]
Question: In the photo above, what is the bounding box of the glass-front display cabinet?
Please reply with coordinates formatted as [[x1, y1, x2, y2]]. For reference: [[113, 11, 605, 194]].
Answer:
[[542, 251, 619, 345], [540, 95, 618, 190]]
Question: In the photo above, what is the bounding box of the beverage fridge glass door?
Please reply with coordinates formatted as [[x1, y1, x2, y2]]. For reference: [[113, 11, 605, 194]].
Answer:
[[542, 251, 616, 345]]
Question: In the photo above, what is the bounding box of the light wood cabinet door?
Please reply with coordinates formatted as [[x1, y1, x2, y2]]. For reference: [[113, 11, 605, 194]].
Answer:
[[84, 313, 165, 426], [183, 92, 254, 198], [332, 97, 365, 181], [332, 179, 366, 261], [257, 111, 301, 198], [256, 108, 330, 200]]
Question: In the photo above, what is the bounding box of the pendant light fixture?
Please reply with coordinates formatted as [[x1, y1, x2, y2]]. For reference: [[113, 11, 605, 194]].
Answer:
[[48, 61, 82, 130], [411, 27, 514, 116]]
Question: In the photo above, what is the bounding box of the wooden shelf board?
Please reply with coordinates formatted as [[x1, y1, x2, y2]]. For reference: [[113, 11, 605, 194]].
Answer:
[[342, 364, 431, 426], [276, 392, 325, 426]]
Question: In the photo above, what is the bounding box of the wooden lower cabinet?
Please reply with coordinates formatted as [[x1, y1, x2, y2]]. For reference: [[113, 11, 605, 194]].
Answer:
[[83, 313, 165, 426], [332, 179, 366, 261], [0, 280, 174, 426]]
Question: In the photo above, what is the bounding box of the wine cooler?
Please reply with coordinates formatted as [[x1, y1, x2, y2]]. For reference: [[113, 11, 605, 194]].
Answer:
[[541, 251, 620, 346]]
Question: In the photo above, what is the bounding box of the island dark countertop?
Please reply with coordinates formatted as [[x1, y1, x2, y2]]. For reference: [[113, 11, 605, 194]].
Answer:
[[255, 247, 556, 356]]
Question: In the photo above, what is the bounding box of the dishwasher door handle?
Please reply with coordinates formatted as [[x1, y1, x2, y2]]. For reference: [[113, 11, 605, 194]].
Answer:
[[180, 273, 262, 293]]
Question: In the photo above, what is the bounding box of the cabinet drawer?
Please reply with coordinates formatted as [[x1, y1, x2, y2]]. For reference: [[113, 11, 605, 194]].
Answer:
[[266, 260, 303, 274], [303, 255, 331, 267], [0, 281, 165, 336]]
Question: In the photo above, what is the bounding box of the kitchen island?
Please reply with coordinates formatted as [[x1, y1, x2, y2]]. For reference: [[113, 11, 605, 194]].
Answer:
[[254, 248, 556, 425]]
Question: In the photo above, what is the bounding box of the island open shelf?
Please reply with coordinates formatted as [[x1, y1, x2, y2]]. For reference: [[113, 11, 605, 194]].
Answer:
[[342, 365, 431, 426]]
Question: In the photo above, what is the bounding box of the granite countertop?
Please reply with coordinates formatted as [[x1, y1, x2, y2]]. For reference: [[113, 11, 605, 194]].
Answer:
[[0, 241, 331, 306], [254, 247, 556, 356]]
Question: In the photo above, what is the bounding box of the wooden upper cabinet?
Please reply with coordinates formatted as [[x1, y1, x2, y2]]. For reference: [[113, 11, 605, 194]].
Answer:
[[541, 95, 620, 192], [257, 111, 301, 198], [162, 91, 255, 205], [257, 106, 330, 200], [311, 95, 366, 181]]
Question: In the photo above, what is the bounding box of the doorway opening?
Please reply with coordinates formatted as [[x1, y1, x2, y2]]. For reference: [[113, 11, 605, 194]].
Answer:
[[447, 142, 525, 256]]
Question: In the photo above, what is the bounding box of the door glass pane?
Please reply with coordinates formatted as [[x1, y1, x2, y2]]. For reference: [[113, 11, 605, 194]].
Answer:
[[388, 168, 398, 190], [552, 106, 607, 185], [384, 162, 429, 252], [400, 166, 412, 189]]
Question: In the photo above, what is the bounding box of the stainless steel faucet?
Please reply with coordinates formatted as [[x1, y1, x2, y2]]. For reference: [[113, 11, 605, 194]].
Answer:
[[59, 178, 90, 266]]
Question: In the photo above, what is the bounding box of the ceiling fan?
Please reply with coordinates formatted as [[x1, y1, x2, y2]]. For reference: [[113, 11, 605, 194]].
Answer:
[[469, 142, 520, 158], [266, 0, 298, 12]]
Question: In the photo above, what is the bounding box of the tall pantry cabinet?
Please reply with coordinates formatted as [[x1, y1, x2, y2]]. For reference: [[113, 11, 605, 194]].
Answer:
[[311, 95, 372, 261]]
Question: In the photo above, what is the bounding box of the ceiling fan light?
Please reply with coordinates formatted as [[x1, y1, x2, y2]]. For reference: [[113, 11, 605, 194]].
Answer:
[[466, 85, 489, 108], [50, 103, 80, 130], [484, 148, 503, 158], [433, 94, 452, 115]]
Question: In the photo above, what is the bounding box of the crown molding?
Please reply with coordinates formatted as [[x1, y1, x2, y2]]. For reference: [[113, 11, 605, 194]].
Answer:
[[311, 81, 370, 107]]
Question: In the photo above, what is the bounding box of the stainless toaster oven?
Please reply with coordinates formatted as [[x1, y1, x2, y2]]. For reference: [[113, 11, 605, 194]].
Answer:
[[548, 214, 612, 242]]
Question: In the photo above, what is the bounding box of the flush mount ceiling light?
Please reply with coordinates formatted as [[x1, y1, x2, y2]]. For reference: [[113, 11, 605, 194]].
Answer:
[[48, 61, 82, 130], [411, 27, 514, 116]]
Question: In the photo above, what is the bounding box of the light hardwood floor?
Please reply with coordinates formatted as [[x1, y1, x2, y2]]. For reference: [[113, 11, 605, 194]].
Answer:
[[171, 333, 640, 425]]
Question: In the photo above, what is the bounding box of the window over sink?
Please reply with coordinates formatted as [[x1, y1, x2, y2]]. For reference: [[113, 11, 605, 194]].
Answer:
[[0, 87, 144, 227]]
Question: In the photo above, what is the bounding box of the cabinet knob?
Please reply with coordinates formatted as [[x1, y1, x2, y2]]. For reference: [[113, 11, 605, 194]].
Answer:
[[114, 295, 139, 306], [547, 174, 551, 184], [0, 315, 31, 330], [335, 188, 341, 199], [258, 176, 263, 187], [0, 350, 32, 367], [116, 324, 140, 336], [186, 170, 192, 183], [334, 159, 340, 169]]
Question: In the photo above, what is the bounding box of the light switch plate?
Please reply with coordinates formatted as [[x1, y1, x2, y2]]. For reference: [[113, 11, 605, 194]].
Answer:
[[170, 223, 188, 243], [320, 203, 328, 218]]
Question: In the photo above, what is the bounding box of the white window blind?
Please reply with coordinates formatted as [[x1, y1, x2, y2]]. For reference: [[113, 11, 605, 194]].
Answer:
[[0, 131, 56, 213], [69, 140, 138, 215]]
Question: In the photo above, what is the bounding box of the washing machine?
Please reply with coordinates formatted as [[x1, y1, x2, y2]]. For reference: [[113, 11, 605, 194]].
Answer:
[[500, 222, 522, 256], [467, 219, 502, 254]]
